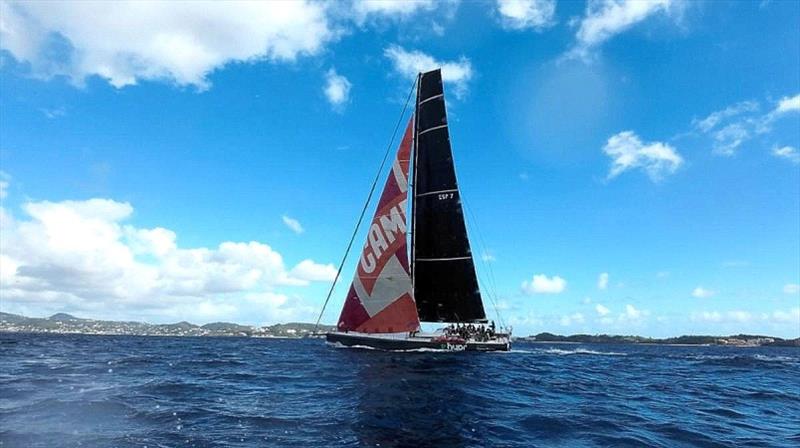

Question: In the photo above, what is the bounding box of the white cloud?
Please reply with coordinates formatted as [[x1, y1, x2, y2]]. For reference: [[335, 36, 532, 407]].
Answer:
[[323, 68, 352, 111], [481, 251, 497, 262], [0, 1, 334, 89], [521, 274, 566, 294], [770, 307, 800, 324], [692, 286, 715, 298], [569, 0, 681, 58], [619, 304, 649, 322], [784, 284, 800, 294], [693, 93, 800, 156], [40, 106, 66, 119], [693, 101, 759, 133], [559, 312, 585, 326], [496, 0, 556, 31], [691, 310, 722, 323], [595, 304, 610, 316], [281, 215, 304, 234], [772, 146, 800, 164], [603, 131, 683, 181], [125, 226, 177, 257], [691, 310, 753, 324], [597, 272, 609, 290], [711, 123, 751, 156], [0, 197, 332, 323], [775, 93, 800, 114], [384, 45, 473, 99], [728, 310, 752, 323], [692, 308, 799, 327], [288, 259, 336, 284], [351, 0, 436, 24]]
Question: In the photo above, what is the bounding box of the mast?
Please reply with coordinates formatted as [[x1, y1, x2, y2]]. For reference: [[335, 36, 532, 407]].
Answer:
[[411, 69, 487, 323], [410, 73, 420, 280]]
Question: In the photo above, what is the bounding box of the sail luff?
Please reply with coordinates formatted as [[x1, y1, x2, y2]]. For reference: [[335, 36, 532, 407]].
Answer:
[[411, 69, 487, 323]]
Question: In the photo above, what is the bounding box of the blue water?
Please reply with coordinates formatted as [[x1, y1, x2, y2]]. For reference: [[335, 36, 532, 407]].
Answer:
[[1, 334, 798, 447]]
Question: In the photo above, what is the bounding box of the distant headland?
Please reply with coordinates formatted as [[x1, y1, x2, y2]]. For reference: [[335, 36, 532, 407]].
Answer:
[[520, 332, 799, 347], [1, 312, 797, 346], [0, 312, 334, 338]]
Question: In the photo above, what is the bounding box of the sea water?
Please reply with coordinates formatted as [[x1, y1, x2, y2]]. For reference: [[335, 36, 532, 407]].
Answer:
[[1, 333, 798, 447]]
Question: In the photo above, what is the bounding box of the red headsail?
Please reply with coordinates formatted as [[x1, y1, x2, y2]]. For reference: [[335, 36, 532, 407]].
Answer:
[[336, 119, 420, 333]]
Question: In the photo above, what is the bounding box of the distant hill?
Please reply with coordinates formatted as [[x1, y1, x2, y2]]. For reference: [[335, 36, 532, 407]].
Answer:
[[201, 322, 252, 333], [523, 332, 799, 347], [49, 313, 84, 321], [0, 312, 335, 338]]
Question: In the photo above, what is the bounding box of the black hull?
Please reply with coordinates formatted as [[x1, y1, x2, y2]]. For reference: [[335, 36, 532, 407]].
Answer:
[[325, 332, 509, 352]]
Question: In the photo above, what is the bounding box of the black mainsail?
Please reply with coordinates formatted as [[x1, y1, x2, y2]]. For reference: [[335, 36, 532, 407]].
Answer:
[[411, 69, 487, 323]]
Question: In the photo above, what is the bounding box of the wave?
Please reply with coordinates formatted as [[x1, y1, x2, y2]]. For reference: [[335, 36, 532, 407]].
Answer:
[[537, 348, 627, 356]]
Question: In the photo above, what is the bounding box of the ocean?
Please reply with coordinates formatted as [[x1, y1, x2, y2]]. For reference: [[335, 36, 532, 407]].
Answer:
[[1, 333, 798, 447]]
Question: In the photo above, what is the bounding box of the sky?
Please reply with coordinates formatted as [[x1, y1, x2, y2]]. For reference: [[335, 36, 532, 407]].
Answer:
[[0, 0, 798, 338]]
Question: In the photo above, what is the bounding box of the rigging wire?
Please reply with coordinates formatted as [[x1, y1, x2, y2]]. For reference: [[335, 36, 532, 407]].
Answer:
[[313, 78, 418, 333], [462, 198, 508, 331]]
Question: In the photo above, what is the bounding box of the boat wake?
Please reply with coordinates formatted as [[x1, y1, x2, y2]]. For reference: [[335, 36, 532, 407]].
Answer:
[[537, 348, 627, 357]]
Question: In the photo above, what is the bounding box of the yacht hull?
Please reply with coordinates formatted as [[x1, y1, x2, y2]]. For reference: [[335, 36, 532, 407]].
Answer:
[[325, 332, 510, 352]]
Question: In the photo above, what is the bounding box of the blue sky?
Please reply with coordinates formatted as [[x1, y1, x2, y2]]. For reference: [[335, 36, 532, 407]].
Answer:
[[0, 0, 798, 337]]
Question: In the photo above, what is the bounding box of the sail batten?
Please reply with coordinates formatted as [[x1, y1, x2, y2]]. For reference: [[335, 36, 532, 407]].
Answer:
[[411, 69, 487, 323]]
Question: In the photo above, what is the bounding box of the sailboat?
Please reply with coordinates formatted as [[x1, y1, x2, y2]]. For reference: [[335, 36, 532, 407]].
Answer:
[[324, 69, 510, 352]]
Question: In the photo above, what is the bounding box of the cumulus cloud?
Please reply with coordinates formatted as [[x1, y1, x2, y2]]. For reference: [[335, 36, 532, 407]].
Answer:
[[288, 259, 336, 284], [323, 68, 352, 111], [568, 0, 682, 59], [775, 93, 800, 114], [597, 272, 609, 290], [619, 304, 649, 322], [0, 1, 334, 89], [281, 215, 304, 234], [496, 0, 556, 31], [0, 195, 332, 323], [384, 45, 473, 99], [784, 284, 800, 294], [603, 131, 683, 181], [772, 146, 800, 164], [595, 304, 610, 316], [521, 274, 566, 294], [559, 312, 585, 326], [692, 286, 715, 298]]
